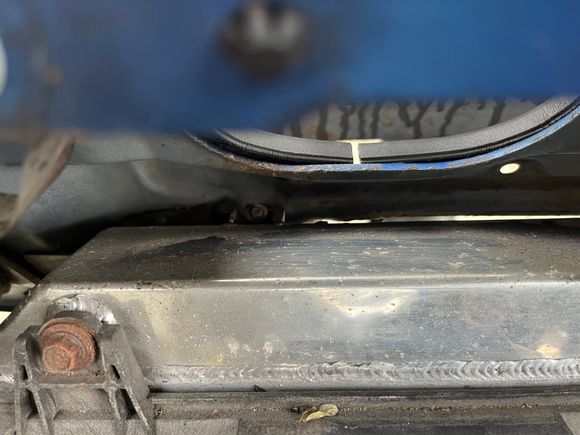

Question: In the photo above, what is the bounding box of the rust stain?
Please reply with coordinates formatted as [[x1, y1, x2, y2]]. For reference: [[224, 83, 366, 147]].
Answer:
[[38, 318, 97, 373]]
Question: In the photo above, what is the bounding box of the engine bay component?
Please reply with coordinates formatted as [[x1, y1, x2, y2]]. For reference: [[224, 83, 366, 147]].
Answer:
[[37, 317, 97, 374], [3, 223, 580, 394], [2, 2, 580, 433], [211, 97, 576, 163], [3, 223, 580, 433], [13, 301, 154, 434]]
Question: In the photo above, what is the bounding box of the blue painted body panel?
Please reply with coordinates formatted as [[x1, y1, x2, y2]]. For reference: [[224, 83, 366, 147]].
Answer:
[[0, 0, 579, 134]]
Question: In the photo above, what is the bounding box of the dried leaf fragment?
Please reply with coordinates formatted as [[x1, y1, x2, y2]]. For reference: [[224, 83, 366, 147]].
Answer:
[[300, 403, 339, 422]]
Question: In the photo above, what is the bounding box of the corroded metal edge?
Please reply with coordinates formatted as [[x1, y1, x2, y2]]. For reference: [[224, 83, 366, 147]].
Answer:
[[153, 359, 580, 390]]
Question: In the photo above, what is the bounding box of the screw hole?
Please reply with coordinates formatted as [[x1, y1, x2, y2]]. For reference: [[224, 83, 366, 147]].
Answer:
[[25, 389, 38, 415], [109, 365, 121, 380], [20, 365, 28, 381]]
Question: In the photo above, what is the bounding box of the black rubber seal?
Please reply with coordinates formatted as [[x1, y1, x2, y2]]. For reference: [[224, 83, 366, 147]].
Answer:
[[207, 97, 578, 164]]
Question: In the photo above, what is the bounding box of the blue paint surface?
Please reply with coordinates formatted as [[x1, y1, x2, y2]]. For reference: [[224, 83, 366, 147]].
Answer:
[[0, 0, 579, 132]]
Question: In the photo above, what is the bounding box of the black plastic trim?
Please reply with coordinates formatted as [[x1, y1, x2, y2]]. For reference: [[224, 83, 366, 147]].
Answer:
[[207, 97, 578, 164]]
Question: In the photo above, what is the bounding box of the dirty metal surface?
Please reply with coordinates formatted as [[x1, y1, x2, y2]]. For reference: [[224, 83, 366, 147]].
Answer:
[[4, 389, 580, 434], [0, 136, 73, 239], [2, 104, 580, 258], [14, 317, 155, 434], [2, 223, 580, 392]]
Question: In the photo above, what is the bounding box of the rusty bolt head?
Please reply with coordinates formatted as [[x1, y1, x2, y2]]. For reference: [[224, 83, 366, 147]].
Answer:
[[38, 318, 96, 373], [249, 204, 269, 220]]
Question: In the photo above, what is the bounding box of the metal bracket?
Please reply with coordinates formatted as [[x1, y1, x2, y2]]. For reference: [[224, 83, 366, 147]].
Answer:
[[13, 309, 155, 434]]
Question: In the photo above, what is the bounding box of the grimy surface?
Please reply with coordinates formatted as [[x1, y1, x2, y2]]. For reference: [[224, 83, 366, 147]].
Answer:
[[280, 99, 539, 141], [1, 223, 580, 392]]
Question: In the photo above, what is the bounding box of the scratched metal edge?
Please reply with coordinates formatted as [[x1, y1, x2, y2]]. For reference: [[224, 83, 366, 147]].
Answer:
[[150, 359, 580, 391]]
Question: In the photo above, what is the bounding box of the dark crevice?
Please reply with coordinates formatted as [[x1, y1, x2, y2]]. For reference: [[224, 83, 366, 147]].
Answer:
[[357, 104, 368, 138], [489, 100, 506, 126], [316, 105, 329, 140], [370, 103, 381, 138], [440, 99, 464, 136], [339, 104, 357, 139]]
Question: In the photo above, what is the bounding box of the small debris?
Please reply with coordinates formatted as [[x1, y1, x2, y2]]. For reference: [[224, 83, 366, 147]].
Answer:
[[300, 403, 339, 422], [253, 384, 267, 392]]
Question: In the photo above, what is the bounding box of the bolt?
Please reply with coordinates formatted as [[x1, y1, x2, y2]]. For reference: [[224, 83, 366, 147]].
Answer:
[[221, 1, 309, 78], [249, 204, 269, 221], [38, 318, 96, 373]]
